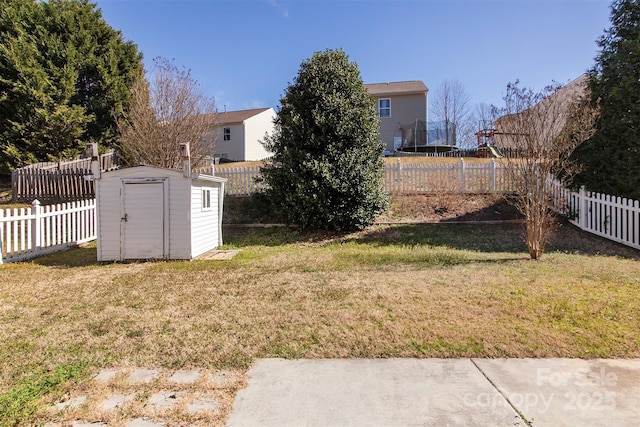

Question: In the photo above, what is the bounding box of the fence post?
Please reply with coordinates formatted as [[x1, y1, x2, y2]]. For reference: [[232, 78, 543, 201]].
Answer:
[[11, 171, 17, 202], [0, 208, 4, 264], [459, 158, 466, 193], [31, 199, 41, 250], [579, 186, 587, 230], [396, 158, 402, 193], [490, 158, 496, 193]]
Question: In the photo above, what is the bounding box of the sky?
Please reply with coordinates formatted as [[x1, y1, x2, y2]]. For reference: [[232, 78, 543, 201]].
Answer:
[[96, 0, 612, 116]]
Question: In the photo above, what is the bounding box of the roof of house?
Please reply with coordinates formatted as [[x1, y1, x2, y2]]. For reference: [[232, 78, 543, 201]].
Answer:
[[365, 81, 428, 96], [215, 108, 272, 125], [495, 74, 589, 125]]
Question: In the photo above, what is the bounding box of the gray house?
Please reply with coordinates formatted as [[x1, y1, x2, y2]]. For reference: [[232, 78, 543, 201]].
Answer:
[[365, 81, 429, 152]]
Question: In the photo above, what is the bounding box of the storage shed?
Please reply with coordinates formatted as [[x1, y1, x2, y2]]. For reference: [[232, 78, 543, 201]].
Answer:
[[95, 165, 226, 261]]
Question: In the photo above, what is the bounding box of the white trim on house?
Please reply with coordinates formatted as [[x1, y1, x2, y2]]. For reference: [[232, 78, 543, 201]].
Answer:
[[378, 98, 391, 118]]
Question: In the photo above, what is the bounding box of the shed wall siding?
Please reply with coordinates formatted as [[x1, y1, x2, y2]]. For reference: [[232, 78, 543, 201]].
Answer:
[[96, 178, 123, 261], [190, 183, 220, 258], [96, 166, 223, 261], [97, 167, 190, 261], [168, 178, 192, 259]]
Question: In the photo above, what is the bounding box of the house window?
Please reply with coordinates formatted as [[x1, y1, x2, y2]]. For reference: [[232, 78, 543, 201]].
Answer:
[[378, 99, 391, 118], [223, 127, 231, 141], [202, 188, 211, 210]]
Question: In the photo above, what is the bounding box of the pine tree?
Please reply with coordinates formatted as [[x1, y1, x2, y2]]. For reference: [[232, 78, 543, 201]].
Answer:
[[572, 0, 640, 200], [261, 48, 389, 231], [0, 0, 141, 173]]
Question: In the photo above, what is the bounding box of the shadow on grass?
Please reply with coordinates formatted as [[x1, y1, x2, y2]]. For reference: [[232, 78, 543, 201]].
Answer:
[[352, 223, 528, 253], [31, 244, 100, 268], [223, 225, 349, 248], [440, 198, 522, 222], [224, 221, 639, 259], [547, 221, 640, 259]]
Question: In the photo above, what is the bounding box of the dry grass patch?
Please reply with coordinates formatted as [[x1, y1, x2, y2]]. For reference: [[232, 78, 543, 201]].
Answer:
[[378, 194, 521, 223], [0, 222, 639, 425]]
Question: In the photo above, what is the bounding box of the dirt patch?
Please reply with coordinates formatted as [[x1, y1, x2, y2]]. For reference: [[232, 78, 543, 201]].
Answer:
[[223, 194, 522, 225], [378, 194, 522, 223]]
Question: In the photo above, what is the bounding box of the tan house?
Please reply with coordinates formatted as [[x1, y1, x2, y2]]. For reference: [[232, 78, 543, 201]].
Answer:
[[489, 74, 589, 152], [365, 81, 429, 152], [212, 108, 276, 161]]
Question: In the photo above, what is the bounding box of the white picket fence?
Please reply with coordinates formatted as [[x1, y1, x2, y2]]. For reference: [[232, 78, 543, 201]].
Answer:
[[216, 159, 514, 196], [0, 199, 96, 264], [0, 165, 638, 263], [548, 179, 640, 250], [383, 158, 512, 194]]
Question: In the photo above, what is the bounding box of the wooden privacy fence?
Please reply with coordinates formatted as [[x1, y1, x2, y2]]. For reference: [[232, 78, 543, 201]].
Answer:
[[0, 199, 96, 264], [12, 168, 94, 203], [216, 166, 265, 195], [11, 150, 120, 203], [215, 159, 514, 196]]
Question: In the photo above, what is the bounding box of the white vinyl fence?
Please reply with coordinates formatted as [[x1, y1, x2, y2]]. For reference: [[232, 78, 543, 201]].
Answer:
[[216, 159, 513, 196], [0, 199, 96, 264], [548, 179, 640, 250], [384, 158, 512, 194], [1, 165, 638, 263], [216, 161, 639, 250]]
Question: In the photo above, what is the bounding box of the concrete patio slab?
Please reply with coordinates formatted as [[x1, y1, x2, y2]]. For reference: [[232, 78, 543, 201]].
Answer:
[[128, 369, 160, 384], [197, 250, 240, 261], [72, 422, 107, 427], [93, 369, 119, 382], [147, 391, 180, 409], [168, 370, 200, 384], [53, 395, 87, 411], [125, 419, 165, 427], [225, 358, 523, 427], [473, 358, 640, 427], [102, 392, 137, 410], [188, 397, 220, 414]]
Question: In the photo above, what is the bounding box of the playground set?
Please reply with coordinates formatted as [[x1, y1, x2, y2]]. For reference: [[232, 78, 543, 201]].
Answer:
[[474, 127, 505, 158]]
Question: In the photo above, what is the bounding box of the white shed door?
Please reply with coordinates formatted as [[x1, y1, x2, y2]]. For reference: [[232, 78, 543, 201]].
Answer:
[[121, 181, 166, 260]]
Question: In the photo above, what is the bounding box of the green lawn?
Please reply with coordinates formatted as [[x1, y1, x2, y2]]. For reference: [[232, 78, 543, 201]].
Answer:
[[0, 221, 638, 425]]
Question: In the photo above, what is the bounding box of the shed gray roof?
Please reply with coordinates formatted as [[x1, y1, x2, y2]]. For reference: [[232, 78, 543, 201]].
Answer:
[[365, 81, 428, 96]]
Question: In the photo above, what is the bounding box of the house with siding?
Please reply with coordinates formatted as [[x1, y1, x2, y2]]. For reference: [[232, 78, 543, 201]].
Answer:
[[489, 74, 589, 152], [365, 81, 429, 152], [212, 107, 276, 161]]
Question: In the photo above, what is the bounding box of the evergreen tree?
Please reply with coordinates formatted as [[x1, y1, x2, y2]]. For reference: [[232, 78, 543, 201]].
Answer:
[[261, 48, 389, 231], [572, 0, 640, 199], [0, 0, 141, 173]]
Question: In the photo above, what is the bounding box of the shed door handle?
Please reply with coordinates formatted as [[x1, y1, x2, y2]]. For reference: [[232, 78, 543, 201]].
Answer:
[[121, 214, 128, 222]]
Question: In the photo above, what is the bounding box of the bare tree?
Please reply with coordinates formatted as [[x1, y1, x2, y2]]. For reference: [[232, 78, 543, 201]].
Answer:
[[493, 78, 598, 259], [430, 79, 473, 148], [118, 57, 217, 169], [473, 103, 496, 133]]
